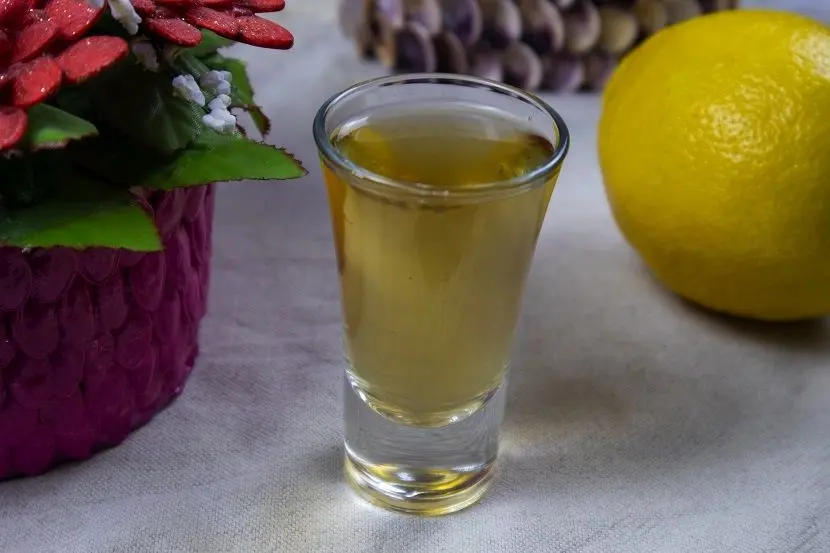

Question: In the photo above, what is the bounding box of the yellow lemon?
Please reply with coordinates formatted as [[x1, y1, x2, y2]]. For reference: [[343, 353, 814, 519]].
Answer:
[[599, 10, 830, 321]]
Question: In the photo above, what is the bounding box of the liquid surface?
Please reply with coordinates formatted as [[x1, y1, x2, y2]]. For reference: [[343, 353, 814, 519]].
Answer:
[[333, 103, 554, 188], [323, 102, 558, 426]]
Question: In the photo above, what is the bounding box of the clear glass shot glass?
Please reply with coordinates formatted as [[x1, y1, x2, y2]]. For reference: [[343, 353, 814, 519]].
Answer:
[[313, 74, 569, 515]]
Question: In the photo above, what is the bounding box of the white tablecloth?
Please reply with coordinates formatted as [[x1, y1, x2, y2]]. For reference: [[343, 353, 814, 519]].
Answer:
[[1, 7, 829, 553]]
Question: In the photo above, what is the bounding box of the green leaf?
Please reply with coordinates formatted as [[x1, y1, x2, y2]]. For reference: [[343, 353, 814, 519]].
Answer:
[[24, 104, 98, 149], [0, 172, 161, 251], [93, 64, 204, 154], [190, 30, 235, 57], [202, 54, 271, 137], [13, 204, 161, 250], [73, 131, 306, 189], [145, 132, 306, 189]]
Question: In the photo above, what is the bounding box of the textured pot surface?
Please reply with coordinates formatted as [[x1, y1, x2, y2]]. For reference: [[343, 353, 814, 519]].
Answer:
[[0, 186, 214, 480]]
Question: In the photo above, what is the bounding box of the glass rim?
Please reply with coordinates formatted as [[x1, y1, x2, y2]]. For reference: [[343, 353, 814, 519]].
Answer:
[[312, 73, 570, 199]]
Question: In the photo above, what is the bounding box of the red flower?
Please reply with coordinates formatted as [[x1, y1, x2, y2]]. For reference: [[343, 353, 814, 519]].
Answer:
[[0, 0, 293, 150], [132, 0, 293, 49], [0, 0, 129, 149]]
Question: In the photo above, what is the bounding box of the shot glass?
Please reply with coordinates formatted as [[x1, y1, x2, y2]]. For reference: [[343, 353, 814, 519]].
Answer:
[[313, 74, 569, 515]]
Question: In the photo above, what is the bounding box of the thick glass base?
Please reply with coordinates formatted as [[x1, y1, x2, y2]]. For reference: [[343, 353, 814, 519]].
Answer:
[[343, 374, 507, 515], [344, 449, 493, 516]]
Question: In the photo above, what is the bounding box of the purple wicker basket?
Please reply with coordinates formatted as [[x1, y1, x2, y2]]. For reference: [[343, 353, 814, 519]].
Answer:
[[0, 185, 214, 479]]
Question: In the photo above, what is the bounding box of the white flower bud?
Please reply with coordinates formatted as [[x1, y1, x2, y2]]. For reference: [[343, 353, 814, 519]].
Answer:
[[172, 74, 206, 106], [208, 94, 232, 111], [108, 0, 142, 35], [215, 80, 231, 95], [200, 70, 233, 96], [202, 107, 237, 134]]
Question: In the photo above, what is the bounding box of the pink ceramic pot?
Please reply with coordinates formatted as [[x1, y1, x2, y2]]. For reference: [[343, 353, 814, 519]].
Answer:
[[0, 185, 214, 479]]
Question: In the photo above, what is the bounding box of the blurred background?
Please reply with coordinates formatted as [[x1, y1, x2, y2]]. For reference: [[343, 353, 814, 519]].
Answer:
[[745, 0, 827, 20], [331, 0, 828, 97]]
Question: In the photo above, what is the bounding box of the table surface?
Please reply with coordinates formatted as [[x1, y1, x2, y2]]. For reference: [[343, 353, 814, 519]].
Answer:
[[2, 7, 830, 553]]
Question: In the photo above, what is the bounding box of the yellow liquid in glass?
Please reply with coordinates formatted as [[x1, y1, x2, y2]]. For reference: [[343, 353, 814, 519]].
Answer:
[[323, 104, 557, 426]]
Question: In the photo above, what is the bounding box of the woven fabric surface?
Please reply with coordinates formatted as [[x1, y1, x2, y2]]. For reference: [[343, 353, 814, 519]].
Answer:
[[0, 7, 829, 553]]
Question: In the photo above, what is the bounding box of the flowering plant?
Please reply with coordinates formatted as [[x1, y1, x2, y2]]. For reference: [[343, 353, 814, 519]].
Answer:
[[0, 0, 303, 250]]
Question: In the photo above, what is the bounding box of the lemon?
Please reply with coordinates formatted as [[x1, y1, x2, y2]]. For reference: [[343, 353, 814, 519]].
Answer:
[[599, 10, 830, 321]]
